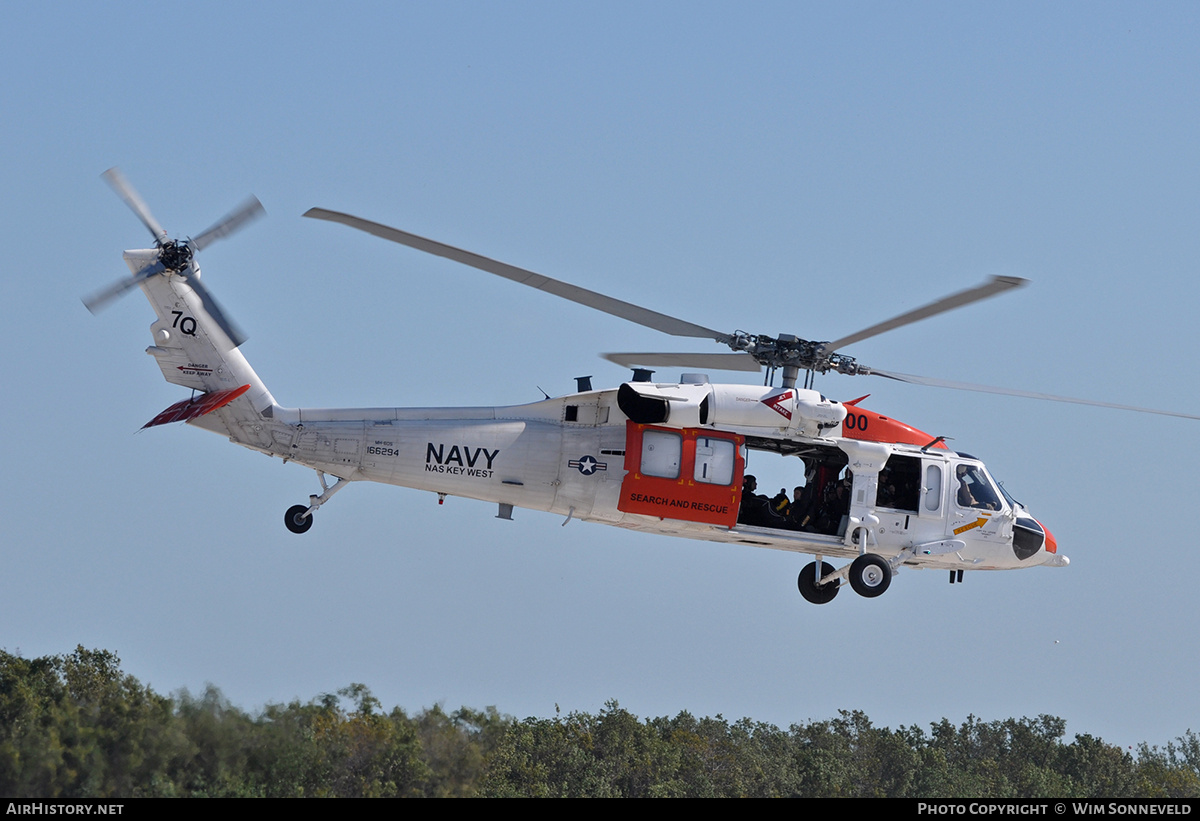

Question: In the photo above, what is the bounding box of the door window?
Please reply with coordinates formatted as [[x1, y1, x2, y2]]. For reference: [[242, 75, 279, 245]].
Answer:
[[694, 436, 736, 485], [641, 430, 681, 479]]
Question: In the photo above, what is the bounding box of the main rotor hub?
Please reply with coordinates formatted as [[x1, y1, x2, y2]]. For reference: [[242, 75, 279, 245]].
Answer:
[[729, 331, 863, 375]]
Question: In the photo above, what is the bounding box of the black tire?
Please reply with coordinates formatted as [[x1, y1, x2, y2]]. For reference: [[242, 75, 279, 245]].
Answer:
[[848, 554, 891, 598], [285, 504, 314, 534], [797, 561, 839, 604]]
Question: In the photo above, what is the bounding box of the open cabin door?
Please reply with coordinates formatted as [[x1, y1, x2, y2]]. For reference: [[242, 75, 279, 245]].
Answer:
[[618, 422, 744, 527]]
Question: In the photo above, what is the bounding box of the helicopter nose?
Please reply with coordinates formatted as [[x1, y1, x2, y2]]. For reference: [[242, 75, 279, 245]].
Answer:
[[1013, 516, 1055, 560], [1037, 519, 1057, 554]]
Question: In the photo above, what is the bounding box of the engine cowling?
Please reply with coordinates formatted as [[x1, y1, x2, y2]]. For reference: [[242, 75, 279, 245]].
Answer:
[[617, 382, 846, 437]]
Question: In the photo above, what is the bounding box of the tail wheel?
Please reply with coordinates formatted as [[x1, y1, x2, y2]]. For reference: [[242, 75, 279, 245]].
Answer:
[[797, 561, 839, 604], [848, 554, 891, 598], [285, 504, 313, 534]]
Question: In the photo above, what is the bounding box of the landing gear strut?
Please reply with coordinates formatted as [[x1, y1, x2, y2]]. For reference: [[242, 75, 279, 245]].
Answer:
[[284, 471, 350, 534], [797, 552, 901, 604], [797, 560, 840, 605]]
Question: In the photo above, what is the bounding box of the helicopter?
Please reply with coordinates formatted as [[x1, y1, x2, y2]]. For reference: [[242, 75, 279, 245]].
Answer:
[[86, 169, 1200, 605]]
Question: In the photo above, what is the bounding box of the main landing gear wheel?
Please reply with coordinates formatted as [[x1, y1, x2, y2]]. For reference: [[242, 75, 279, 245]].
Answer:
[[798, 561, 839, 605], [848, 554, 891, 598], [285, 505, 313, 534]]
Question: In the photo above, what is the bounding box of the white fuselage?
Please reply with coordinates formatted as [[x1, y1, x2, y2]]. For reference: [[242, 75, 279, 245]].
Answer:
[[130, 261, 1064, 581], [194, 386, 1060, 574]]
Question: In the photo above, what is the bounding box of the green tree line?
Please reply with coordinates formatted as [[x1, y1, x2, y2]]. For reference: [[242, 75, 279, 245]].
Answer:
[[2, 647, 1197, 797]]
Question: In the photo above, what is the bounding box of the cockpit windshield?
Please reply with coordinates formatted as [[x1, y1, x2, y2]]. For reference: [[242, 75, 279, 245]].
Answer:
[[995, 479, 1021, 511], [954, 463, 1002, 511]]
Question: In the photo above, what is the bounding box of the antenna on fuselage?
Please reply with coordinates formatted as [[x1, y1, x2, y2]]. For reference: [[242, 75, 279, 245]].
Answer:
[[922, 436, 951, 451]]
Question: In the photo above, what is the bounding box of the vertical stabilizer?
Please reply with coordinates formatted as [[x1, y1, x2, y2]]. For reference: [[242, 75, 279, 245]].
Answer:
[[135, 258, 277, 447]]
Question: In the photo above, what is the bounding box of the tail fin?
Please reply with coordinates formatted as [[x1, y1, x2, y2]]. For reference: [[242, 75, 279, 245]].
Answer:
[[130, 251, 278, 444]]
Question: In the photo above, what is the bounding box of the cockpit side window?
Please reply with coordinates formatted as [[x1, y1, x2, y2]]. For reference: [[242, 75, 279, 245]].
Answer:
[[954, 463, 1002, 511]]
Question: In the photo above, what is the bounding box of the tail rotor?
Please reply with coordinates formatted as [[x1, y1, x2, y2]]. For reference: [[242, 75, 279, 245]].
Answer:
[[85, 167, 263, 347]]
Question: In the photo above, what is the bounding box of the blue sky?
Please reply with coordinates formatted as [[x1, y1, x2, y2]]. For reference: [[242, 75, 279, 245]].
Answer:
[[4, 2, 1200, 750]]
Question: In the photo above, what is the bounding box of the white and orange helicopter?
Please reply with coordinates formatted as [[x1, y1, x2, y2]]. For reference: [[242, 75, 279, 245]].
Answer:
[[86, 169, 1200, 605]]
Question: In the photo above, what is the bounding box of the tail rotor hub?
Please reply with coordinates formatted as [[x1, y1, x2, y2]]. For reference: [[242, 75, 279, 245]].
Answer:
[[158, 239, 194, 272]]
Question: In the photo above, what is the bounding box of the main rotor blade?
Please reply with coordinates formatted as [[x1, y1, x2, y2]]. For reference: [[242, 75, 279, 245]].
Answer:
[[603, 352, 763, 373], [190, 196, 266, 252], [187, 274, 248, 348], [304, 208, 731, 342], [823, 276, 1027, 354], [82, 260, 165, 314], [869, 368, 1200, 421], [102, 167, 169, 246]]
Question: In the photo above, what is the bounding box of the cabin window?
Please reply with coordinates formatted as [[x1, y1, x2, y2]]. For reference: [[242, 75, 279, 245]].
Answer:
[[694, 436, 736, 485], [641, 430, 682, 479], [924, 464, 942, 512]]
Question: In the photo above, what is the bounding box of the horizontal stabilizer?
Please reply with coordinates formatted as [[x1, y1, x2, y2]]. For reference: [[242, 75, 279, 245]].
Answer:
[[143, 384, 251, 429]]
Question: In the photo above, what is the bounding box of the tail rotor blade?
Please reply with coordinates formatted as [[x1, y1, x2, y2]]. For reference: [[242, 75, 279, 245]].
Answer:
[[102, 167, 169, 246], [188, 274, 248, 348], [82, 260, 165, 314], [190, 196, 266, 252]]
